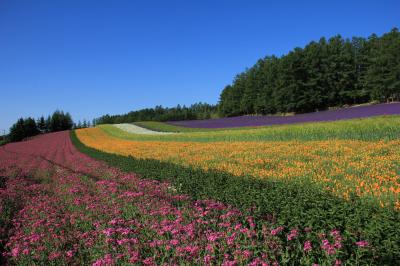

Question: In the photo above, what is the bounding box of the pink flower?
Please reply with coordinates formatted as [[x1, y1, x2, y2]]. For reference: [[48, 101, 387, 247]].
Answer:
[[92, 254, 114, 266], [129, 251, 140, 263], [143, 257, 155, 265], [242, 249, 252, 259], [247, 216, 255, 228], [204, 254, 212, 264], [303, 240, 312, 252], [222, 259, 237, 266], [184, 245, 199, 255], [92, 259, 103, 266], [117, 238, 129, 245], [31, 234, 40, 242], [11, 247, 20, 257], [270, 226, 284, 236], [356, 240, 369, 247], [48, 252, 61, 261], [102, 228, 114, 237], [170, 239, 179, 246], [287, 229, 298, 241], [330, 229, 340, 237], [321, 239, 336, 255], [207, 232, 221, 242]]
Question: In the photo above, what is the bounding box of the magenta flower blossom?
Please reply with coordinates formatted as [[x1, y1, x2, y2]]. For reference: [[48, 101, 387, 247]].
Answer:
[[287, 229, 298, 241], [321, 239, 336, 255], [11, 247, 20, 257], [142, 257, 155, 265], [303, 240, 312, 252], [270, 226, 284, 236], [356, 241, 369, 247]]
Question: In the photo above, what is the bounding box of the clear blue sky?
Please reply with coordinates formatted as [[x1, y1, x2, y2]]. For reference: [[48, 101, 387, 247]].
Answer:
[[0, 0, 399, 132]]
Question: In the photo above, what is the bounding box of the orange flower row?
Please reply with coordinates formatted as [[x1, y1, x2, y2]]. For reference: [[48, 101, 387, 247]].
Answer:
[[76, 127, 400, 209]]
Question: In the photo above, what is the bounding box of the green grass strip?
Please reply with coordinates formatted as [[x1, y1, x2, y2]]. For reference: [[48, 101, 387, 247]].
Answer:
[[134, 121, 216, 132]]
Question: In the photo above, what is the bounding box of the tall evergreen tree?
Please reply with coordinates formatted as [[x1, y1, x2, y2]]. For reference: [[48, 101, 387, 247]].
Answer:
[[37, 116, 46, 132], [218, 28, 400, 117], [9, 118, 26, 142], [23, 117, 39, 138], [45, 116, 51, 132], [365, 28, 400, 101]]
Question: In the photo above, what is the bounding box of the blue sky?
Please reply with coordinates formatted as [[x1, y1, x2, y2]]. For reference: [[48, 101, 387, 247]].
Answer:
[[0, 0, 399, 132]]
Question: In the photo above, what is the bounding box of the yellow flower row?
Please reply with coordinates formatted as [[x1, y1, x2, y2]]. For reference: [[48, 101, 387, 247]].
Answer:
[[76, 127, 400, 209]]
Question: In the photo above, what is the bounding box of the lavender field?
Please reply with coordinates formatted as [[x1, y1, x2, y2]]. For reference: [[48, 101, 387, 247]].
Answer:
[[168, 103, 400, 128]]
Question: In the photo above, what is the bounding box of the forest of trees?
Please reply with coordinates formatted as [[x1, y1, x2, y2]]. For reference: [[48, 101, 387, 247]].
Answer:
[[96, 28, 399, 124], [96, 103, 217, 124], [219, 28, 400, 116], [8, 110, 74, 142]]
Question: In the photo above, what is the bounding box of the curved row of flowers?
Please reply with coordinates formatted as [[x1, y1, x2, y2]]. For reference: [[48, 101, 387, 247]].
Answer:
[[0, 132, 372, 265], [76, 127, 400, 209]]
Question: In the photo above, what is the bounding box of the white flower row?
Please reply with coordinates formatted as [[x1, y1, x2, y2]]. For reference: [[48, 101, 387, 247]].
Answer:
[[113, 123, 175, 135]]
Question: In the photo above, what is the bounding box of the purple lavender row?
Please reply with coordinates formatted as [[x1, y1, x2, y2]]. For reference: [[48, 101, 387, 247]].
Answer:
[[168, 103, 400, 128]]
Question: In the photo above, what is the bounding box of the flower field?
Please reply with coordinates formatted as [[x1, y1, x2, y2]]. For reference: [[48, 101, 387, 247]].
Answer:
[[76, 127, 400, 208], [103, 115, 400, 142], [114, 123, 174, 135], [168, 103, 400, 128], [1, 116, 400, 265], [0, 131, 378, 265], [71, 117, 400, 264]]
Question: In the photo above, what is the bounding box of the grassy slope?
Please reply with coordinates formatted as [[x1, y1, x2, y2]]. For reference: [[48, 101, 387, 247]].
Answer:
[[71, 130, 400, 263], [102, 115, 400, 142], [134, 121, 216, 132]]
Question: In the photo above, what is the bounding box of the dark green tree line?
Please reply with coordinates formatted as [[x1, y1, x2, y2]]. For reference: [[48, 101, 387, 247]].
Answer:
[[96, 102, 218, 124], [8, 110, 74, 142], [219, 28, 400, 116]]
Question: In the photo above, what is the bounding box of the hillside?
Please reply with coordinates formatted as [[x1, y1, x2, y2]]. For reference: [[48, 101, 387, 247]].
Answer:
[[169, 102, 400, 128]]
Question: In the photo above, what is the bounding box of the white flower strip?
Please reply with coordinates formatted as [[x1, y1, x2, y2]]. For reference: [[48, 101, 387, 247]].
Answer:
[[113, 123, 175, 135]]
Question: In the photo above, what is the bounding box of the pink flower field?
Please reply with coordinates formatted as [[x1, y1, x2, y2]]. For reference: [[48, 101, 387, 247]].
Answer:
[[0, 132, 369, 265]]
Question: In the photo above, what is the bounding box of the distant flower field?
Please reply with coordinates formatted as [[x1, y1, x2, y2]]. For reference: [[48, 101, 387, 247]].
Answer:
[[102, 115, 400, 142], [168, 102, 400, 128], [114, 123, 174, 135]]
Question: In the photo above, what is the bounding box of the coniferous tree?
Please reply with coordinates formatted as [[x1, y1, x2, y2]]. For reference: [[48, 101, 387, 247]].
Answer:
[[9, 118, 26, 142], [217, 28, 400, 117], [8, 110, 74, 143], [365, 28, 400, 102], [9, 117, 39, 142], [45, 116, 51, 132], [37, 116, 46, 132], [23, 117, 39, 138], [92, 28, 399, 122]]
